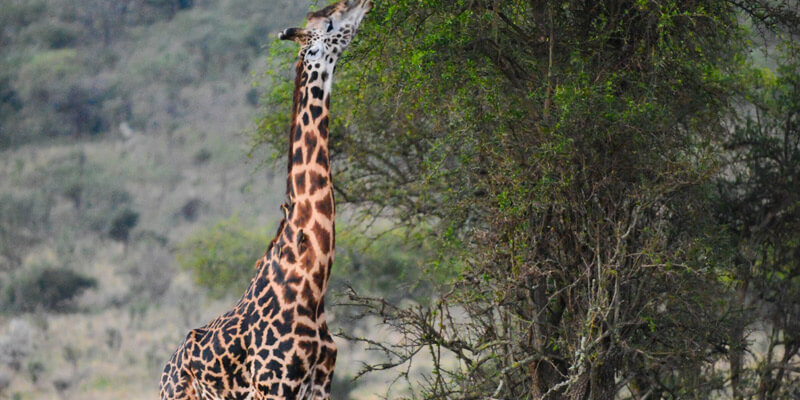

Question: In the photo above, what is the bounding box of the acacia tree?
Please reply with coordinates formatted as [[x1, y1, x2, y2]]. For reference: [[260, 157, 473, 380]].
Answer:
[[257, 0, 800, 398]]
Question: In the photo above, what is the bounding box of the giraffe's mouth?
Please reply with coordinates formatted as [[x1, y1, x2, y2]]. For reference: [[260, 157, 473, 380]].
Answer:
[[346, 0, 372, 15]]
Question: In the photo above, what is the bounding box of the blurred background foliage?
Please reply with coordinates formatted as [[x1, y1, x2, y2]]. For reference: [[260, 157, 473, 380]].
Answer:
[[177, 217, 431, 303], [176, 216, 271, 299]]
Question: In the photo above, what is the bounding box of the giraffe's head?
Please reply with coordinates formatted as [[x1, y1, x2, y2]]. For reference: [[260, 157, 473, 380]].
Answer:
[[279, 0, 372, 66]]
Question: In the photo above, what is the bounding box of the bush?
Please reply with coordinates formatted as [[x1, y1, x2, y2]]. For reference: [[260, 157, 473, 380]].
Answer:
[[178, 198, 204, 221], [55, 83, 111, 136], [22, 21, 81, 49], [109, 208, 139, 243], [144, 0, 194, 15], [177, 217, 428, 301], [176, 216, 269, 298], [16, 49, 81, 104], [192, 149, 212, 165], [2, 267, 97, 313]]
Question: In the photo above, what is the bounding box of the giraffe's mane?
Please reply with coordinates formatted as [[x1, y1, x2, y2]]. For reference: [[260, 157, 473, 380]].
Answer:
[[307, 2, 341, 20], [265, 59, 306, 257], [287, 59, 304, 186]]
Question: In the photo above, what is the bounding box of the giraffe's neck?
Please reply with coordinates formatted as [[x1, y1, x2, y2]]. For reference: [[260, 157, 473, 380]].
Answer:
[[247, 58, 335, 319], [288, 59, 333, 205], [278, 59, 335, 301]]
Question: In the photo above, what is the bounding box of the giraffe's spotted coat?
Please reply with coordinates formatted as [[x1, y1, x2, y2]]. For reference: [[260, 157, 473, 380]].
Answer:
[[159, 1, 372, 399]]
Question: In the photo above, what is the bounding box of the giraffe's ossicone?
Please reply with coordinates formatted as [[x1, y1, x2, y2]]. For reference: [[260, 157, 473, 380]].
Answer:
[[159, 1, 372, 399]]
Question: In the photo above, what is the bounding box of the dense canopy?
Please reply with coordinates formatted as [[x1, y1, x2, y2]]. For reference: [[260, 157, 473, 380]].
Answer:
[[258, 1, 800, 398]]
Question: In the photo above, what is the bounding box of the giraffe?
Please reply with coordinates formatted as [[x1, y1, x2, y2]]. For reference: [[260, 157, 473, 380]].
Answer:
[[159, 1, 372, 398]]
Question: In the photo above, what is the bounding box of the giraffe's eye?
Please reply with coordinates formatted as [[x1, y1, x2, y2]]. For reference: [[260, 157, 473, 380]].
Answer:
[[326, 20, 334, 32]]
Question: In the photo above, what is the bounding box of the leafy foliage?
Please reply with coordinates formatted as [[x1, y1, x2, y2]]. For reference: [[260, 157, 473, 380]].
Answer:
[[331, 229, 433, 304], [176, 216, 430, 302], [256, 0, 800, 398], [176, 216, 269, 298]]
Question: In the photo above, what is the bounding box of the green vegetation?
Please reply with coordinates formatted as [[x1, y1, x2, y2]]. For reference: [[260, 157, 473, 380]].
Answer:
[[332, 229, 433, 303], [176, 216, 270, 298], [255, 0, 800, 398], [2, 266, 97, 313], [177, 217, 430, 302], [39, 152, 136, 234]]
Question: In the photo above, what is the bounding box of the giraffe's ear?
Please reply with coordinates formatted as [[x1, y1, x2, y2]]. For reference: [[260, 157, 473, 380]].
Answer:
[[279, 27, 309, 43]]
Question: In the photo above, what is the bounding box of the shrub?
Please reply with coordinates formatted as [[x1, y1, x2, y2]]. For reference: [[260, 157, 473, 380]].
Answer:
[[179, 198, 204, 221], [245, 87, 260, 106], [144, 0, 194, 15], [16, 49, 81, 104], [14, 49, 115, 139], [192, 149, 212, 165], [177, 218, 429, 302], [2, 267, 97, 313], [176, 216, 269, 298], [26, 360, 44, 383], [56, 83, 111, 136], [23, 21, 81, 49], [109, 208, 139, 243], [0, 1, 47, 43]]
